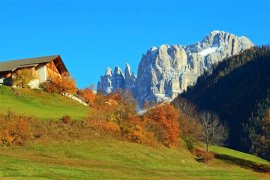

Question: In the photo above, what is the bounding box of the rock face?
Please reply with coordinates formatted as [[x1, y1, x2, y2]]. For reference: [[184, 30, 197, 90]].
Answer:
[[97, 30, 253, 107], [97, 67, 113, 94], [97, 65, 136, 95], [124, 64, 137, 96]]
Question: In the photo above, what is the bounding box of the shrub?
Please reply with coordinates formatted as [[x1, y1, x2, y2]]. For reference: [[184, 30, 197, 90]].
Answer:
[[0, 111, 31, 146], [78, 85, 96, 106], [40, 81, 60, 94], [40, 72, 77, 95], [101, 121, 120, 134], [89, 119, 120, 135], [128, 125, 145, 143], [53, 72, 77, 95], [12, 68, 35, 88], [194, 148, 215, 162], [61, 115, 72, 124]]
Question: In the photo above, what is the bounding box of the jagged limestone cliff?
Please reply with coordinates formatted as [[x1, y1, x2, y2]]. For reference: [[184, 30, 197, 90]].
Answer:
[[97, 30, 253, 107]]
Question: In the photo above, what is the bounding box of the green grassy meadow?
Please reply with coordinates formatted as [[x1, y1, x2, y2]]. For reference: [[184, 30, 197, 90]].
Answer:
[[0, 85, 88, 120], [210, 145, 270, 165], [0, 85, 270, 179], [0, 140, 269, 179]]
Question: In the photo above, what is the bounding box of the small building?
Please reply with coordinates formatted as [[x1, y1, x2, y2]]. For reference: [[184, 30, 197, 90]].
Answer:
[[0, 55, 68, 88]]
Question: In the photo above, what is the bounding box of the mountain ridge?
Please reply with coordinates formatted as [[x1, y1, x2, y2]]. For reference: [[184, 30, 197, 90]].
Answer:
[[98, 30, 253, 107]]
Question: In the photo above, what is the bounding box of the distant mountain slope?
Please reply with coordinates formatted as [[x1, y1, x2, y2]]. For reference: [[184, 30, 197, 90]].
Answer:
[[176, 46, 270, 159], [98, 30, 253, 107]]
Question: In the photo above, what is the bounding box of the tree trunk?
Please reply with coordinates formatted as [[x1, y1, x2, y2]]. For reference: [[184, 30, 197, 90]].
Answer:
[[205, 143, 208, 162]]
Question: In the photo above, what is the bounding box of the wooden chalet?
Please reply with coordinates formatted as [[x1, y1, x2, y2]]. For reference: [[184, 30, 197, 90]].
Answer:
[[0, 55, 68, 87]]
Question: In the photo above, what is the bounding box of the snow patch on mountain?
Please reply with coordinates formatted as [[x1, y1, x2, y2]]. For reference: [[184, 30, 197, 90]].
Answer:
[[199, 46, 218, 56]]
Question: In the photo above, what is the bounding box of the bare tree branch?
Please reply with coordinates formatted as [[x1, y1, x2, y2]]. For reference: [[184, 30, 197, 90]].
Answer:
[[198, 111, 228, 162]]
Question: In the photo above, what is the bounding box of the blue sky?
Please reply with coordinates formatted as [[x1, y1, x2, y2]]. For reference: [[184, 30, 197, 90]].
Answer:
[[0, 0, 269, 88]]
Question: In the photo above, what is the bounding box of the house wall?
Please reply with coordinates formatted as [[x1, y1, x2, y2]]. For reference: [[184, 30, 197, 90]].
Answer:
[[36, 65, 47, 82], [46, 61, 61, 81]]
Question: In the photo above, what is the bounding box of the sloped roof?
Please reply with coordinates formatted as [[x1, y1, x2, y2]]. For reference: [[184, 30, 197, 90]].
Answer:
[[0, 55, 61, 72]]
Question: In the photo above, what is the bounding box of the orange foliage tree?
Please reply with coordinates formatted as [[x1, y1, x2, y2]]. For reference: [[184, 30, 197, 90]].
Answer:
[[145, 103, 180, 147], [53, 72, 77, 95], [87, 92, 122, 136], [78, 85, 96, 106], [88, 91, 148, 143], [113, 91, 146, 143], [114, 91, 137, 128]]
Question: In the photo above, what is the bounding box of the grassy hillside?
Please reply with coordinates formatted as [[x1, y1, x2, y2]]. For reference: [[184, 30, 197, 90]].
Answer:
[[210, 145, 270, 165], [0, 85, 269, 179], [0, 139, 269, 179], [0, 85, 88, 120]]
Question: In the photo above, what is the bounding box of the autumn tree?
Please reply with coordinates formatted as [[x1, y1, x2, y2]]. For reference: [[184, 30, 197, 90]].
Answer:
[[12, 68, 35, 88], [88, 91, 146, 143], [145, 103, 180, 147], [198, 111, 228, 161], [114, 90, 137, 135], [88, 92, 119, 122], [78, 85, 96, 106], [117, 91, 137, 120], [53, 72, 77, 95]]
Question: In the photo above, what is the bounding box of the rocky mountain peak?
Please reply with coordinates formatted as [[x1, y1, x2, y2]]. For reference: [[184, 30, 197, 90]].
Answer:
[[97, 31, 254, 107], [114, 66, 123, 75], [97, 64, 137, 95], [125, 64, 131, 78], [105, 67, 112, 76]]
